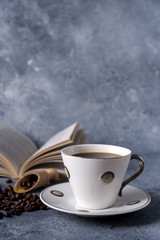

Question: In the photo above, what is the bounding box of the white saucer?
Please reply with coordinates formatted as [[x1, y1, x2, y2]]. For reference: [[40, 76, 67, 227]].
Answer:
[[40, 182, 151, 217]]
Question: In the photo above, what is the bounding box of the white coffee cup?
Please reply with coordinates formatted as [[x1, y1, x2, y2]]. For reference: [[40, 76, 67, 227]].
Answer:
[[61, 144, 144, 210]]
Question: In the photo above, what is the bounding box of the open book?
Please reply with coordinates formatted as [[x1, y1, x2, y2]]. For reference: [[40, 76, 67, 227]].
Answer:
[[0, 123, 86, 178]]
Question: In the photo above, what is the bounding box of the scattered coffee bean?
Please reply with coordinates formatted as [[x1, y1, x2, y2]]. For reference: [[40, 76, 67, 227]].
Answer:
[[16, 193, 21, 199], [25, 193, 31, 199], [6, 179, 12, 184], [40, 204, 47, 210], [11, 204, 16, 209], [4, 212, 12, 217], [0, 183, 48, 219], [15, 210, 21, 215], [6, 185, 13, 191], [9, 209, 15, 215], [0, 212, 3, 219]]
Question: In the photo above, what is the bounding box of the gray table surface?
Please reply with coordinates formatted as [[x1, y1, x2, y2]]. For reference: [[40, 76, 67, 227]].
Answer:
[[0, 152, 159, 240]]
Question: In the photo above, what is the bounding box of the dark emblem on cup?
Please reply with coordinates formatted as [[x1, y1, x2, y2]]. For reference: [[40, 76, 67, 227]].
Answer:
[[101, 171, 114, 184]]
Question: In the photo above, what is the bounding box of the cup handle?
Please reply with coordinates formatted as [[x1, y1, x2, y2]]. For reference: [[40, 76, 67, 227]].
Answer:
[[118, 154, 144, 197]]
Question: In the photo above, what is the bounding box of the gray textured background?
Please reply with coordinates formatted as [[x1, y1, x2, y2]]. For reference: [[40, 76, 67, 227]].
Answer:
[[0, 0, 160, 153], [0, 1, 160, 239]]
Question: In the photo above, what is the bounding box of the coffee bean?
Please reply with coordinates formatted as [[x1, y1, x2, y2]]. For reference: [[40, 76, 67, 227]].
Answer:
[[11, 204, 16, 209], [40, 204, 47, 210], [34, 205, 40, 210], [27, 182, 31, 188], [0, 182, 48, 219], [15, 193, 21, 199], [20, 175, 37, 191], [1, 204, 5, 209], [6, 179, 12, 183], [25, 207, 32, 212], [10, 195, 16, 201], [6, 185, 13, 191], [21, 181, 26, 187], [0, 194, 3, 200], [15, 210, 21, 216], [25, 203, 30, 208], [26, 193, 31, 199], [20, 202, 25, 207], [30, 196, 34, 201], [4, 212, 12, 217], [0, 212, 4, 219], [16, 205, 21, 210], [7, 190, 13, 196]]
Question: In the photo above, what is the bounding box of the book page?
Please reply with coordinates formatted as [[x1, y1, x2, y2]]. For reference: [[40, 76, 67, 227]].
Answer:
[[0, 124, 37, 176], [0, 165, 11, 177], [25, 156, 62, 171], [19, 122, 79, 177], [35, 122, 79, 154], [24, 124, 80, 164]]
